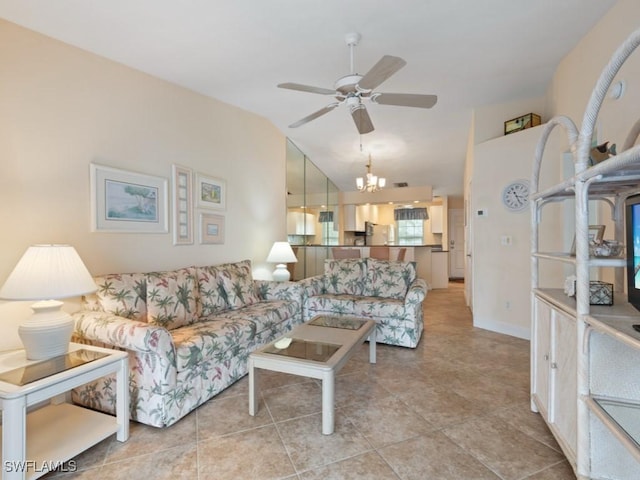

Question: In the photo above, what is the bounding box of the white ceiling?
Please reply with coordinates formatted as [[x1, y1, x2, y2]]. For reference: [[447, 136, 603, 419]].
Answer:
[[0, 0, 617, 196]]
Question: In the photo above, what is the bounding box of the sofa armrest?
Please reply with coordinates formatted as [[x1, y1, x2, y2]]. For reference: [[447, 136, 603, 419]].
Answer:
[[72, 310, 176, 360], [298, 274, 325, 298], [405, 278, 427, 305], [254, 280, 303, 303]]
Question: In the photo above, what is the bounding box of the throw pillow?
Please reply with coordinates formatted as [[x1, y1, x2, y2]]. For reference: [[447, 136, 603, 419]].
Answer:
[[324, 258, 367, 296], [364, 258, 417, 299], [218, 260, 260, 309], [197, 265, 229, 316], [146, 267, 199, 329], [92, 273, 147, 322]]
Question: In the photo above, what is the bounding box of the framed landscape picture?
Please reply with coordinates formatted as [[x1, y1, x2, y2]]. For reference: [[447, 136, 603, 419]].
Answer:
[[200, 213, 225, 244], [196, 173, 226, 210], [90, 163, 169, 233]]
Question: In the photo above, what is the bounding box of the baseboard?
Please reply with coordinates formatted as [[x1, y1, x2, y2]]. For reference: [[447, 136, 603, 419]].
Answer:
[[473, 317, 530, 340]]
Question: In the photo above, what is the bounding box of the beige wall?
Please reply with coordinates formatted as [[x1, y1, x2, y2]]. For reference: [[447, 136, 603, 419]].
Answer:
[[467, 0, 640, 339], [0, 20, 287, 348]]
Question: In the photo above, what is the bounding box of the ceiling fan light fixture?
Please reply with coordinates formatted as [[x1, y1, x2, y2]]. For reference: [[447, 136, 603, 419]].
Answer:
[[278, 33, 437, 134], [356, 155, 385, 193]]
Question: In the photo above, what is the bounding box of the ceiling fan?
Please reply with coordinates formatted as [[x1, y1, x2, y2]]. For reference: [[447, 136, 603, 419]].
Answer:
[[278, 32, 437, 135]]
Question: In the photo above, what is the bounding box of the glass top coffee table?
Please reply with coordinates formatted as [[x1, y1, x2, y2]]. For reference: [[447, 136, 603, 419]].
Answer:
[[248, 315, 376, 435]]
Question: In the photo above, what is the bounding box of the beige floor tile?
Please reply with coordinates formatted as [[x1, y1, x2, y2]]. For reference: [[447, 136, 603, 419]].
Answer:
[[333, 372, 392, 407], [398, 383, 489, 429], [298, 451, 398, 479], [522, 461, 577, 479], [262, 380, 323, 421], [492, 405, 563, 452], [259, 369, 318, 390], [379, 431, 501, 480], [447, 371, 530, 410], [104, 412, 197, 463], [196, 390, 273, 439], [99, 444, 197, 480], [341, 395, 436, 448], [276, 412, 373, 472], [443, 415, 565, 480], [198, 424, 295, 480]]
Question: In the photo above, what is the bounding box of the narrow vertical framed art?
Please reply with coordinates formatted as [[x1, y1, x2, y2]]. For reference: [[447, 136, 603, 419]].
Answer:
[[172, 164, 193, 245]]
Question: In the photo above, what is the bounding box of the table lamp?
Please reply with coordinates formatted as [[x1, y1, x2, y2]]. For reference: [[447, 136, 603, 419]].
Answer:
[[0, 244, 97, 360], [266, 242, 297, 282]]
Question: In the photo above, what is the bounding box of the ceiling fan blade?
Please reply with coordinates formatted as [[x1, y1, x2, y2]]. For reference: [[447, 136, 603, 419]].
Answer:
[[278, 82, 336, 95], [289, 103, 340, 128], [357, 55, 407, 91], [351, 105, 374, 134], [371, 93, 438, 108]]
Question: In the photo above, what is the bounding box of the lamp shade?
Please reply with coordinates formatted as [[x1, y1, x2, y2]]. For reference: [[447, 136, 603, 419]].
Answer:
[[0, 244, 97, 301], [266, 242, 297, 264]]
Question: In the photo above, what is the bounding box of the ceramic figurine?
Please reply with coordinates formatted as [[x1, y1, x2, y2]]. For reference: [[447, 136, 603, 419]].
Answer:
[[589, 141, 617, 165]]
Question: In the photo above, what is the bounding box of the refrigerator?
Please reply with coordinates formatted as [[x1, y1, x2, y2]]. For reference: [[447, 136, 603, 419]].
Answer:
[[367, 223, 393, 245]]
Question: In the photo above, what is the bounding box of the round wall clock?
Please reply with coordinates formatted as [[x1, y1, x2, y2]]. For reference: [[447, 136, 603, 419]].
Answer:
[[502, 180, 530, 212]]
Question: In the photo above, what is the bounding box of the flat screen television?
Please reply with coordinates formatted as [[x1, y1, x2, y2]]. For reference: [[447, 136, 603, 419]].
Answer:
[[625, 194, 640, 311]]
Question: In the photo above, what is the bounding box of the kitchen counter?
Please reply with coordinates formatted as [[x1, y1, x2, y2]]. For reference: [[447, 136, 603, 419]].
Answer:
[[300, 244, 443, 249], [292, 245, 449, 288]]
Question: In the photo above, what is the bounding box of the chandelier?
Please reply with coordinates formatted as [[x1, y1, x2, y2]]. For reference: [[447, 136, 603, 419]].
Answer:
[[356, 154, 386, 192]]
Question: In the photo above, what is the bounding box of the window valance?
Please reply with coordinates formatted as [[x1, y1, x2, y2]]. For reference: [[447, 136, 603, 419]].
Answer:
[[394, 207, 429, 221], [319, 211, 334, 223]]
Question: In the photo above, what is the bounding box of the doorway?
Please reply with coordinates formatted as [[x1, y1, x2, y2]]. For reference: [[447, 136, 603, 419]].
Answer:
[[449, 209, 465, 279]]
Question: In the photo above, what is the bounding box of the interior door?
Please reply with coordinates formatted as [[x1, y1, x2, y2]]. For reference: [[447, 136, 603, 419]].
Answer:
[[464, 181, 472, 310], [449, 209, 465, 278]]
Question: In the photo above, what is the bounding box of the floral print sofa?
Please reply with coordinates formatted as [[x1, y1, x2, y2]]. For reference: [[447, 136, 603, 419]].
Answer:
[[299, 258, 427, 348], [71, 260, 302, 427]]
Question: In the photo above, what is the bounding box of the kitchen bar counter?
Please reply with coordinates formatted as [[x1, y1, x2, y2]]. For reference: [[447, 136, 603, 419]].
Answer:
[[292, 245, 448, 288]]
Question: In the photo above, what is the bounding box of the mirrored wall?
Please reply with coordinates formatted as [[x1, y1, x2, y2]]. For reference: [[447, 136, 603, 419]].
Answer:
[[286, 139, 339, 279], [286, 139, 339, 246]]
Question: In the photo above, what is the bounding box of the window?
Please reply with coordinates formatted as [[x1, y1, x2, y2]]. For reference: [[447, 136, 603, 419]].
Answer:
[[396, 219, 424, 245], [323, 222, 340, 245]]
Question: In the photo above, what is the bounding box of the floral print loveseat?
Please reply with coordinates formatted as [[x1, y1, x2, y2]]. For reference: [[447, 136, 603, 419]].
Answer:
[[299, 258, 427, 348], [71, 260, 302, 427]]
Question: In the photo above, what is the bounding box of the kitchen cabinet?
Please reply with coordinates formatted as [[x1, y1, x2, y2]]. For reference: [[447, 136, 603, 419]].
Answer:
[[287, 212, 316, 235], [429, 205, 443, 233], [531, 294, 577, 461], [430, 251, 449, 289], [343, 205, 378, 231], [343, 205, 363, 231]]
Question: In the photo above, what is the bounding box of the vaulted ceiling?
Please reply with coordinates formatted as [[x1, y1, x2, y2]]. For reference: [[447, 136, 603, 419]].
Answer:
[[0, 0, 617, 195]]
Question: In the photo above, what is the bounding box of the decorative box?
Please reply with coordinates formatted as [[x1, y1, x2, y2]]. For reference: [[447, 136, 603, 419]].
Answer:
[[589, 281, 613, 306], [504, 113, 541, 135]]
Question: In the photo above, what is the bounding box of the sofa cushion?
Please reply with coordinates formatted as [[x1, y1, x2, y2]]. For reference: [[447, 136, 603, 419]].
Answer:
[[217, 300, 299, 337], [90, 273, 147, 322], [363, 259, 417, 299], [171, 318, 255, 372], [218, 260, 260, 309], [324, 258, 367, 296], [197, 266, 229, 316], [146, 267, 199, 329], [306, 293, 406, 319]]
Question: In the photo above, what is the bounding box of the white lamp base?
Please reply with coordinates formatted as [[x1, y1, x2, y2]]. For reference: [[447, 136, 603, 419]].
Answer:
[[20, 300, 74, 360], [272, 264, 290, 282]]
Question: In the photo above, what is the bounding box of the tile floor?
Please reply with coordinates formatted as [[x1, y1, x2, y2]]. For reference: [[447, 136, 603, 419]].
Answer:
[[46, 282, 576, 479]]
